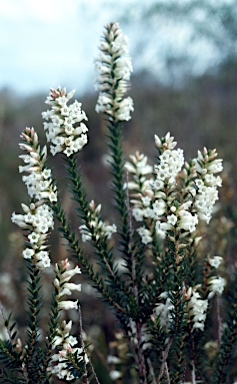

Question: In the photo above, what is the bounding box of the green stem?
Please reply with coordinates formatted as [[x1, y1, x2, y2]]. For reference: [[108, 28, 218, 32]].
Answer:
[[215, 318, 237, 384], [24, 263, 42, 378], [35, 287, 61, 383], [107, 121, 131, 258], [65, 155, 130, 300]]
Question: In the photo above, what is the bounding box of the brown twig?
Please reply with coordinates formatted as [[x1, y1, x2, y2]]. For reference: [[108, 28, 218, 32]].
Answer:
[[78, 304, 100, 384], [157, 336, 173, 383]]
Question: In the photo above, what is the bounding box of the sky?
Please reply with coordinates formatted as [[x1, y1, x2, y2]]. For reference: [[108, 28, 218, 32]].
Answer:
[[0, 0, 123, 95], [0, 0, 222, 96]]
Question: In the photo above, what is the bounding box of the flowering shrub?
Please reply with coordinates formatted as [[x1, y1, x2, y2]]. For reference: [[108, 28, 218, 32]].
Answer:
[[0, 21, 236, 384]]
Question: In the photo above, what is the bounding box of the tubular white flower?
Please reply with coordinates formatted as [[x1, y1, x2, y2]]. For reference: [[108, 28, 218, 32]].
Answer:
[[110, 370, 122, 380], [60, 282, 82, 294], [155, 132, 177, 151], [95, 21, 133, 122], [178, 211, 199, 233], [155, 221, 167, 239], [209, 256, 222, 269], [207, 276, 225, 299], [42, 86, 88, 157], [137, 226, 153, 244], [58, 300, 78, 310], [54, 258, 81, 308]]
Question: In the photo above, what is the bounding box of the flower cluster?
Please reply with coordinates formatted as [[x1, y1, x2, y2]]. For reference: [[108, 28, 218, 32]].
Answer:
[[187, 289, 208, 331], [54, 258, 81, 311], [11, 127, 57, 269], [194, 148, 222, 224], [52, 259, 83, 381], [155, 292, 174, 332], [42, 87, 88, 157], [125, 133, 223, 244], [79, 200, 117, 242], [186, 260, 225, 330], [18, 127, 57, 202], [52, 320, 87, 381], [154, 279, 225, 333], [154, 134, 184, 184], [125, 152, 153, 193], [94, 21, 134, 122], [12, 203, 53, 269]]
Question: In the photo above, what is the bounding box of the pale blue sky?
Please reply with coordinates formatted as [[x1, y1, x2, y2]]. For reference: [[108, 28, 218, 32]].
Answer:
[[1, 0, 123, 94], [1, 0, 220, 95]]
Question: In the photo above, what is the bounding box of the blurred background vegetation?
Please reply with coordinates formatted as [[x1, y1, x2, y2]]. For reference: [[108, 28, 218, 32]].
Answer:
[[1, 1, 237, 382]]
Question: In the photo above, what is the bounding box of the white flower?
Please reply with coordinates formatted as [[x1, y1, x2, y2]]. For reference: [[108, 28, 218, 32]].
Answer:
[[192, 149, 222, 224], [79, 201, 116, 242], [116, 97, 134, 121], [58, 283, 82, 298], [137, 227, 152, 244], [195, 185, 219, 224], [37, 257, 51, 270], [107, 355, 122, 364], [152, 199, 166, 217], [207, 159, 223, 174], [57, 262, 81, 283], [28, 232, 40, 244], [51, 319, 88, 381], [11, 212, 28, 228], [178, 211, 198, 233], [109, 370, 122, 380], [36, 250, 49, 261], [167, 214, 177, 226], [152, 179, 164, 191], [102, 223, 117, 239], [22, 248, 35, 259], [54, 259, 81, 312], [132, 207, 144, 221], [208, 276, 225, 299], [142, 195, 151, 207], [155, 132, 177, 151], [209, 256, 222, 269], [59, 300, 78, 311], [204, 173, 222, 187]]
